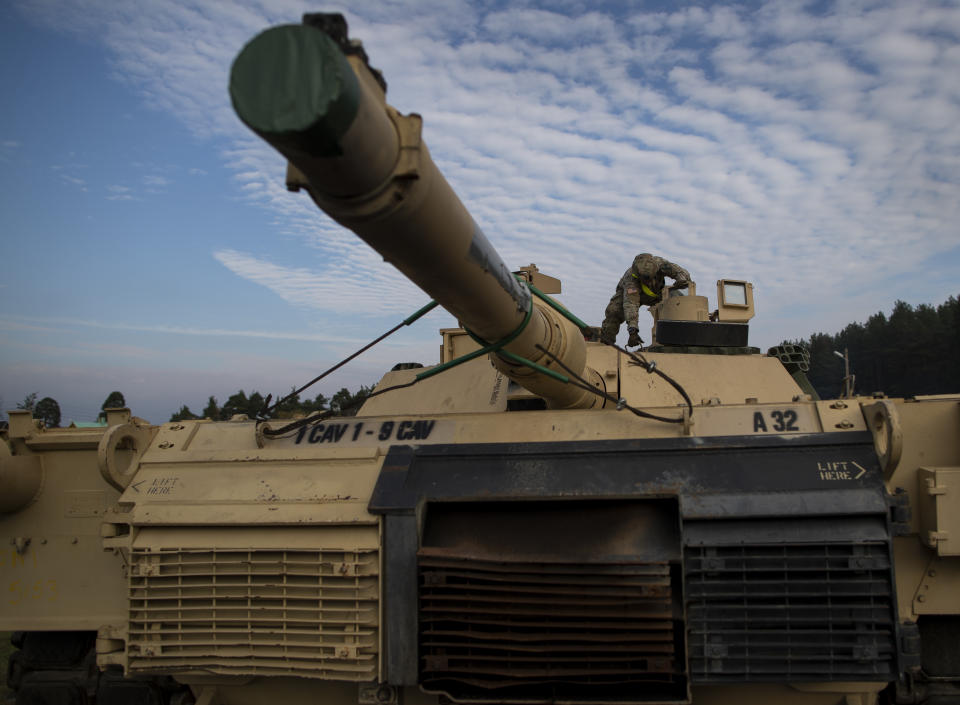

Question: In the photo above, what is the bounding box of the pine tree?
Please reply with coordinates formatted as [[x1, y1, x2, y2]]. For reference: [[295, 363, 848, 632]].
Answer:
[[202, 396, 220, 419], [170, 405, 200, 422], [787, 294, 960, 398], [221, 391, 250, 420], [16, 392, 38, 412], [247, 391, 266, 419]]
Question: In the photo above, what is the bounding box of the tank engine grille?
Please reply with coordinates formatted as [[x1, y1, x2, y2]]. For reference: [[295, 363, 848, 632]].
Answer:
[[419, 556, 686, 700], [686, 541, 897, 681], [127, 546, 378, 680], [416, 500, 687, 702]]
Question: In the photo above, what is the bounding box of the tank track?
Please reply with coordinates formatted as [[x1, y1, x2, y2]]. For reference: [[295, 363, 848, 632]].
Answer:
[[6, 631, 190, 705]]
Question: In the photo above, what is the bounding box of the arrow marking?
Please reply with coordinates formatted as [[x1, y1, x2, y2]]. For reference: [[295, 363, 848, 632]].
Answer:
[[131, 480, 145, 493], [852, 461, 867, 479]]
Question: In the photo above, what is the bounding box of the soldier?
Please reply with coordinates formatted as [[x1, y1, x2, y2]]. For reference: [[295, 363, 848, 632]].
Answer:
[[600, 253, 690, 347]]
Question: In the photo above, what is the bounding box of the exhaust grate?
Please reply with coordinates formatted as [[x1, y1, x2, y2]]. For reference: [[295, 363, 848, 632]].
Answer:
[[127, 547, 378, 680], [686, 542, 897, 681]]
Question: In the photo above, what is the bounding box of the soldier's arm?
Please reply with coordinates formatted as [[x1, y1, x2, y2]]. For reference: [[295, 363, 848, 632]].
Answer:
[[622, 284, 642, 328], [659, 259, 691, 286]]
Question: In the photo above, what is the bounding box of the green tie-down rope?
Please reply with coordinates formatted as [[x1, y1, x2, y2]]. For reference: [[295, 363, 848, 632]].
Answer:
[[438, 281, 690, 423], [415, 279, 590, 384], [261, 279, 690, 439], [528, 282, 589, 330]]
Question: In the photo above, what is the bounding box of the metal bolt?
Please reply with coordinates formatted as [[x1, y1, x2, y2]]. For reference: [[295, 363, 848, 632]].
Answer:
[[40, 538, 47, 545], [71, 537, 78, 544], [918, 595, 927, 603], [928, 569, 937, 577]]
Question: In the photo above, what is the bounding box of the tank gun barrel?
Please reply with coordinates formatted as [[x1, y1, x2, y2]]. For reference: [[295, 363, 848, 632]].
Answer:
[[230, 19, 602, 409]]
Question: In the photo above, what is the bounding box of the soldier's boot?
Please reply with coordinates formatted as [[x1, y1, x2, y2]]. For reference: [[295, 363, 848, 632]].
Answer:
[[599, 318, 618, 345]]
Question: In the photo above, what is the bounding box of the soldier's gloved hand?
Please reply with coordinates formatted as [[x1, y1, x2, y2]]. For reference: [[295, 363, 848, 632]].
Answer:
[[627, 327, 643, 348]]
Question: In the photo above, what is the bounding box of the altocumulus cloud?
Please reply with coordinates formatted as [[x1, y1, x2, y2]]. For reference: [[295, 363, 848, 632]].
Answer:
[[17, 0, 960, 344], [212, 249, 424, 315]]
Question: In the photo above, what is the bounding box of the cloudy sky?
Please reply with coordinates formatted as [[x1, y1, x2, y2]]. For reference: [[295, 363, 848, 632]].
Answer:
[[1, 0, 958, 424]]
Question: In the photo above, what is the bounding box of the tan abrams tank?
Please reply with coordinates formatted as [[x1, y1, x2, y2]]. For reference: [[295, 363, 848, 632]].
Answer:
[[3, 12, 960, 705]]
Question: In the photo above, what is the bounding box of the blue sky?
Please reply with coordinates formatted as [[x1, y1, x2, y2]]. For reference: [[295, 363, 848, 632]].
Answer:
[[1, 0, 958, 424]]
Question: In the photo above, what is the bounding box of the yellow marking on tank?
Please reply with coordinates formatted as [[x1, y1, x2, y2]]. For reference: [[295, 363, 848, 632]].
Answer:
[[2, 549, 38, 569], [7, 579, 58, 606]]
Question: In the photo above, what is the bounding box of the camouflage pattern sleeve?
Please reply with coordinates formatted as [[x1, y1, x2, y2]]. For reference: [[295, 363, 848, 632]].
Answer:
[[658, 258, 690, 286], [621, 270, 642, 328]]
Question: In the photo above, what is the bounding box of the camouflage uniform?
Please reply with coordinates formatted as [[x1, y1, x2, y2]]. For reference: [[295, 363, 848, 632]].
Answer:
[[600, 253, 690, 345]]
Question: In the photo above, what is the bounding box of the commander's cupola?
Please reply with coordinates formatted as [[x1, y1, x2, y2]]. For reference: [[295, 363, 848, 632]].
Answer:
[[648, 280, 758, 354]]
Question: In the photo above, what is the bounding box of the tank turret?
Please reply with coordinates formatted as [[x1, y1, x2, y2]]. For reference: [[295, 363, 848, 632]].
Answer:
[[229, 15, 603, 410]]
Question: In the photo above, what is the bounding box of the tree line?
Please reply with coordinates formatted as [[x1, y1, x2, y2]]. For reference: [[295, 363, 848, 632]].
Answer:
[[787, 296, 960, 399], [0, 385, 376, 428], [2, 391, 126, 429], [6, 296, 957, 428], [169, 385, 376, 422]]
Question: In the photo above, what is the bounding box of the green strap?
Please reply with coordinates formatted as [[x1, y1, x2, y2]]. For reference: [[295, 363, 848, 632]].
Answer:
[[527, 282, 589, 330], [403, 300, 440, 325], [416, 289, 535, 381], [463, 316, 569, 384], [414, 278, 587, 384]]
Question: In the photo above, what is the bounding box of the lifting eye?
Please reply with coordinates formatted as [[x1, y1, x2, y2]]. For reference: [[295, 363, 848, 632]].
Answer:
[[98, 423, 154, 491], [864, 400, 903, 481]]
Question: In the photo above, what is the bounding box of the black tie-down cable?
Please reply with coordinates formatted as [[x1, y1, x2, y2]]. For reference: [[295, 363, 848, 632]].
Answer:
[[533, 343, 692, 424]]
